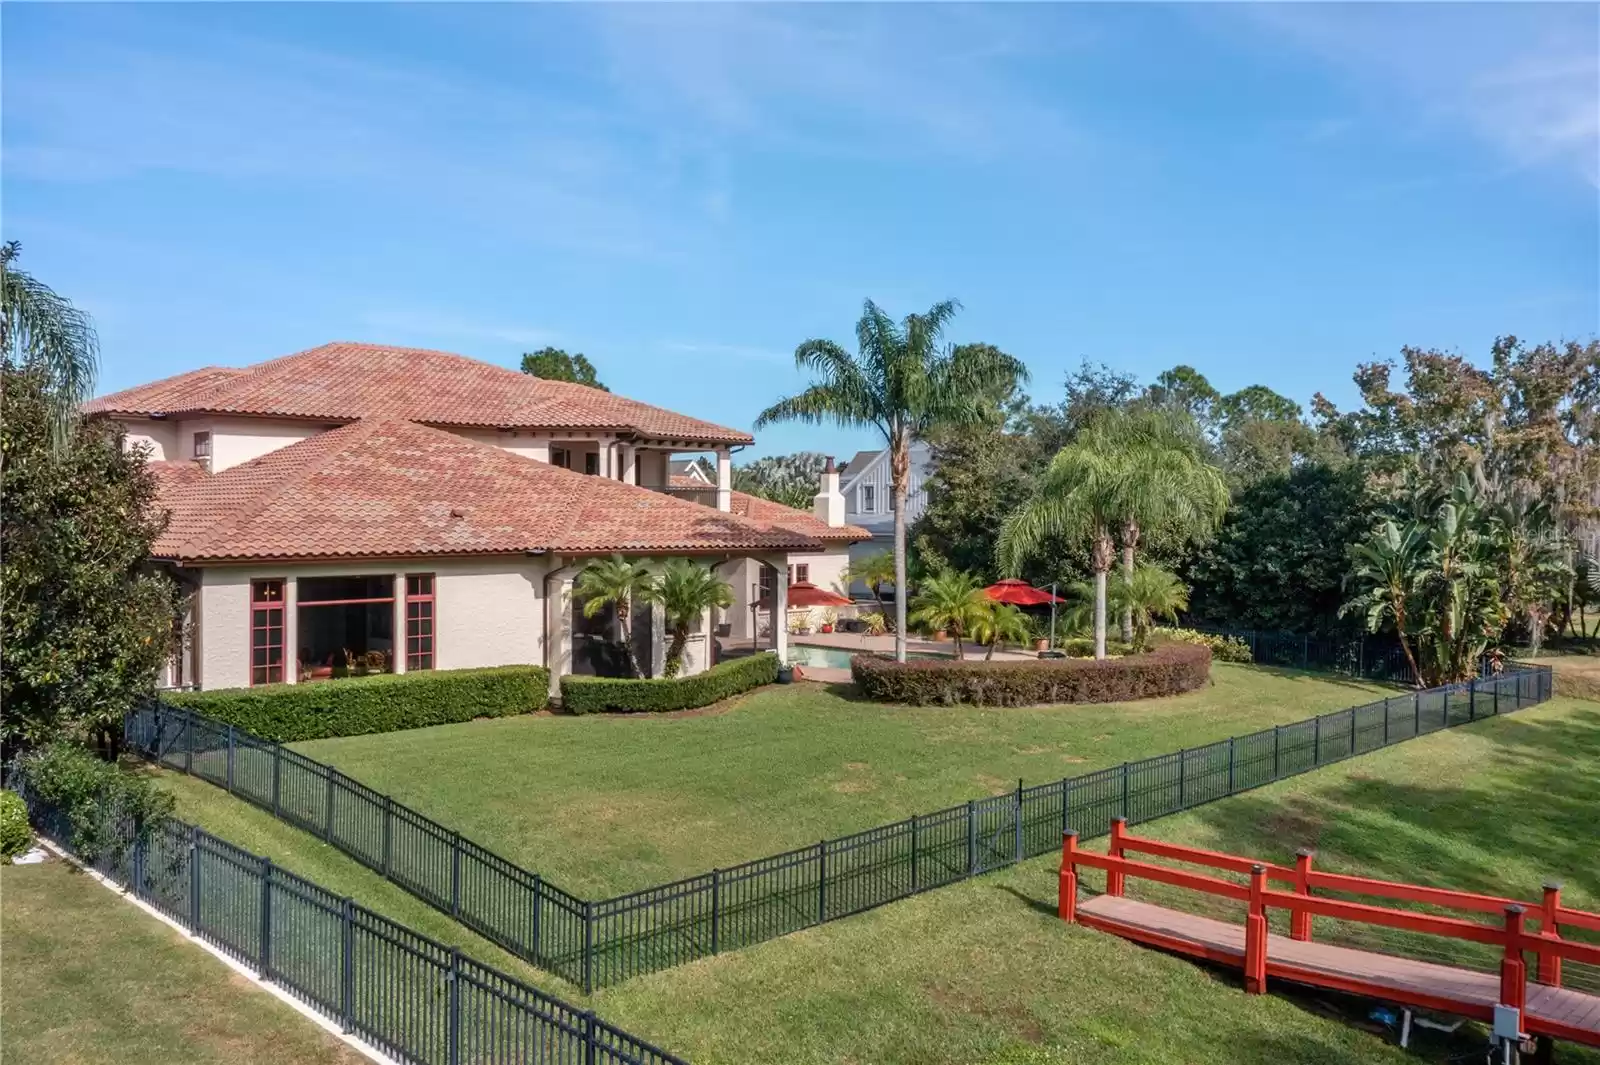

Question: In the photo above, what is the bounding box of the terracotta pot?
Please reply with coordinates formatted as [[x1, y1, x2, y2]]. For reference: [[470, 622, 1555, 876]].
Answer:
[[1033, 638, 1049, 652], [933, 630, 948, 641]]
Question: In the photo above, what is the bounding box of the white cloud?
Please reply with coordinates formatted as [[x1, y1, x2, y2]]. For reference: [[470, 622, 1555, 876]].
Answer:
[[1228, 3, 1599, 186]]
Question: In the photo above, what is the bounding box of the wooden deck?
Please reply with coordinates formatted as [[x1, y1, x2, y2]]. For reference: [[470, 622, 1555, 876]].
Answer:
[[1079, 894, 1600, 1046]]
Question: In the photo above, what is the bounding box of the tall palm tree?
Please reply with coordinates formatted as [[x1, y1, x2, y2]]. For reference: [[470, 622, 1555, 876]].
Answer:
[[907, 570, 990, 659], [574, 555, 655, 678], [1341, 520, 1425, 687], [970, 601, 1033, 660], [1088, 409, 1228, 642], [650, 559, 734, 678], [755, 300, 1027, 661], [1109, 565, 1189, 652], [999, 442, 1124, 659], [0, 242, 98, 450]]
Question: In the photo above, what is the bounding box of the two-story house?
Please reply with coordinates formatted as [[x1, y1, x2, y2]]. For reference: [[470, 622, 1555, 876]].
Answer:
[[88, 342, 869, 694], [838, 442, 935, 591]]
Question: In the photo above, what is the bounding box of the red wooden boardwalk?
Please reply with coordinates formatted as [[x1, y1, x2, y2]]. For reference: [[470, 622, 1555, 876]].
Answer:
[[1058, 820, 1600, 1049]]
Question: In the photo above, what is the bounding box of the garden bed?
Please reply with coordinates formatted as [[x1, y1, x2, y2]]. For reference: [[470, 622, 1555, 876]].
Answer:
[[851, 643, 1211, 706]]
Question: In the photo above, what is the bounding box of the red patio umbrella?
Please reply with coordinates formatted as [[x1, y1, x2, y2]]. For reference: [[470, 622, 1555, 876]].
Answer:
[[757, 581, 854, 609], [983, 578, 1063, 605]]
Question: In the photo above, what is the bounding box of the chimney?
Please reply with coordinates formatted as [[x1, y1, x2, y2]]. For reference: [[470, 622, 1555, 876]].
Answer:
[[813, 455, 845, 527]]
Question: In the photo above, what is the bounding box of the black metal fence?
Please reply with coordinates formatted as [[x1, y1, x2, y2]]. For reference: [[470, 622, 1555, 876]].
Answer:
[[12, 783, 687, 1065], [128, 662, 1552, 990], [1187, 624, 1418, 682]]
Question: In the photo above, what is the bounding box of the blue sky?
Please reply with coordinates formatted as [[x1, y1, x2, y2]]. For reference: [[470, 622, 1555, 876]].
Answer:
[[4, 2, 1596, 459]]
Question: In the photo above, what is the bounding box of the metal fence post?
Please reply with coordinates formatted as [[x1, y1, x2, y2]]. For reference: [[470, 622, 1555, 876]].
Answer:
[[1494, 677, 1501, 715], [1227, 737, 1236, 794], [324, 769, 336, 841], [1060, 777, 1072, 839], [258, 857, 273, 978], [447, 948, 461, 1065], [226, 726, 236, 792], [817, 840, 829, 922], [1272, 726, 1281, 779], [451, 832, 462, 917], [966, 800, 977, 875], [188, 825, 202, 933], [380, 796, 392, 878], [582, 901, 594, 994], [271, 744, 281, 817], [1313, 716, 1321, 765], [582, 1010, 598, 1065], [910, 814, 920, 893], [711, 868, 722, 955], [1013, 779, 1024, 864], [132, 829, 146, 899], [340, 897, 355, 1033], [531, 874, 542, 960], [1302, 634, 1310, 669], [1383, 697, 1391, 745], [1442, 688, 1449, 728], [1177, 748, 1187, 808], [1348, 708, 1357, 756], [183, 713, 194, 774], [1414, 690, 1422, 735], [1357, 636, 1365, 678], [1468, 678, 1477, 722]]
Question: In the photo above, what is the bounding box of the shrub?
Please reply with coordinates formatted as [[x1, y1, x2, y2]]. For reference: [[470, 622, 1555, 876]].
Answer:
[[1160, 627, 1253, 664], [851, 643, 1211, 707], [562, 653, 779, 714], [11, 742, 174, 862], [0, 790, 31, 862], [1057, 637, 1136, 658], [859, 611, 888, 636], [165, 666, 550, 742]]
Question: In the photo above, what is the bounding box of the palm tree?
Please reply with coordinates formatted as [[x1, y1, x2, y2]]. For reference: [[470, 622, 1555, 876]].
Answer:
[[1, 241, 99, 450], [842, 550, 896, 619], [1110, 565, 1189, 652], [907, 570, 990, 659], [574, 555, 655, 678], [1341, 520, 1425, 687], [1089, 409, 1228, 643], [999, 442, 1123, 659], [650, 559, 734, 678], [970, 601, 1033, 660], [755, 300, 1027, 661]]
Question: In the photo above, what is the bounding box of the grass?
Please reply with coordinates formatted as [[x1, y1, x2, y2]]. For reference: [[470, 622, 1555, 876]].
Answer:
[[0, 857, 363, 1065], [149, 693, 1600, 1064], [281, 662, 1391, 896]]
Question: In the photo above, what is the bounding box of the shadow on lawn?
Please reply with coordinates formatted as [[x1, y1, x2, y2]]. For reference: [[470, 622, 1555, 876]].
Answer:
[[1175, 704, 1600, 901]]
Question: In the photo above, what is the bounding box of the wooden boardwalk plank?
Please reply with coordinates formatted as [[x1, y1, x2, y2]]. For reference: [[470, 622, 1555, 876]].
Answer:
[[1077, 894, 1600, 1045]]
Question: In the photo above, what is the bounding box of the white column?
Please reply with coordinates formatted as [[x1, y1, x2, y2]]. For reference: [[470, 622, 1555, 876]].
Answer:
[[716, 448, 732, 512], [283, 577, 299, 684], [621, 444, 637, 484], [544, 562, 583, 699], [392, 573, 407, 674], [771, 556, 789, 664]]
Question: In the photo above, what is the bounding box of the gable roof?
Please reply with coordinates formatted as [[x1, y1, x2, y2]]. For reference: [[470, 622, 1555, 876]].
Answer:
[[152, 420, 818, 563], [669, 457, 714, 482], [88, 342, 753, 445]]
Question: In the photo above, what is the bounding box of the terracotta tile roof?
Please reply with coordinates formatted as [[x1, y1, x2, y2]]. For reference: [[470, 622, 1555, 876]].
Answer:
[[151, 420, 817, 562], [86, 366, 247, 416], [87, 342, 753, 444], [145, 460, 212, 495], [730, 491, 872, 544]]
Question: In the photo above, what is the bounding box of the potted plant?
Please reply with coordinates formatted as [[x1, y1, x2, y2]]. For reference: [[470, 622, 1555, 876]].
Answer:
[[819, 608, 837, 634]]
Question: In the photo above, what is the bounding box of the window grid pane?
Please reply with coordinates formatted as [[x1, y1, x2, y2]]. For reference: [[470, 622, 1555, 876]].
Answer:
[[406, 573, 435, 672], [249, 579, 284, 686]]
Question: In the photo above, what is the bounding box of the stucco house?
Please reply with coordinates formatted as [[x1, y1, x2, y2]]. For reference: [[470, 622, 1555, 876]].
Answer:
[[87, 342, 869, 694]]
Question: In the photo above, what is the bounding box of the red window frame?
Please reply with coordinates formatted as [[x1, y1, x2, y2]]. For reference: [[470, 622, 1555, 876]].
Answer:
[[405, 573, 435, 672], [250, 579, 285, 686]]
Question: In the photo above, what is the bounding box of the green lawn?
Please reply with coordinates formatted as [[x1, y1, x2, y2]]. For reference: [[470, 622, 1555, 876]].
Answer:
[[0, 857, 364, 1065], [149, 695, 1600, 1064], [284, 663, 1391, 896]]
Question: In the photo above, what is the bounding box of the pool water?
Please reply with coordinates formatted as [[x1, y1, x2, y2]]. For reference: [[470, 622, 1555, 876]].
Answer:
[[787, 645, 949, 669]]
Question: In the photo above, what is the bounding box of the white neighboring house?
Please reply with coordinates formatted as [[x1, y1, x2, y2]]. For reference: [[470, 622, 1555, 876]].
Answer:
[[87, 341, 870, 694], [838, 442, 936, 593]]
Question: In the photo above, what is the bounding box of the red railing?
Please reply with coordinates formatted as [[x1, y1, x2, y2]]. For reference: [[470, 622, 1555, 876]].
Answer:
[[1059, 818, 1600, 1015]]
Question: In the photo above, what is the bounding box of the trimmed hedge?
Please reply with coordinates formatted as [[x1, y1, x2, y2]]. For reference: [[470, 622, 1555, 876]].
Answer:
[[0, 790, 31, 862], [165, 666, 550, 742], [851, 643, 1212, 707], [561, 653, 779, 714]]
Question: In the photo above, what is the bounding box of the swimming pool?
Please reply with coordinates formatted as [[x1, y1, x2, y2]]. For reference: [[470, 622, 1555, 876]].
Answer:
[[787, 644, 950, 669]]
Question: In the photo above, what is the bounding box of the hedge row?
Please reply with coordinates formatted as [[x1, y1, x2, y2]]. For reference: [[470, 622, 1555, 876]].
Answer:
[[850, 643, 1212, 707], [165, 666, 550, 742], [561, 653, 779, 714]]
